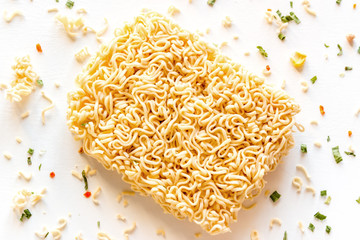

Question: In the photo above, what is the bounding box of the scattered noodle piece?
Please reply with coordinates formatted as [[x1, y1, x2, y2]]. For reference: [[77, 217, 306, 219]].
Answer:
[[0, 83, 8, 90], [269, 218, 282, 228], [76, 8, 87, 14], [55, 82, 61, 88], [292, 177, 303, 193], [75, 47, 90, 63], [264, 10, 288, 34], [66, 11, 301, 234], [116, 194, 123, 203], [242, 202, 257, 210], [194, 232, 202, 238], [30, 188, 47, 206], [233, 35, 239, 40], [296, 164, 311, 181], [92, 187, 102, 205], [18, 171, 32, 181], [82, 25, 96, 35], [55, 14, 84, 39], [6, 55, 38, 102], [167, 5, 180, 16], [262, 68, 271, 76], [300, 81, 308, 93], [348, 145, 355, 153], [222, 16, 232, 28], [88, 169, 97, 176], [298, 221, 305, 233], [124, 222, 136, 240], [250, 230, 259, 240], [21, 111, 30, 119], [96, 18, 109, 42], [35, 227, 48, 238], [281, 80, 286, 89], [305, 186, 316, 196], [346, 34, 355, 45], [16, 137, 23, 143], [302, 0, 316, 16], [41, 91, 55, 125], [75, 233, 84, 240], [47, 8, 59, 13], [156, 228, 166, 237], [71, 170, 83, 181], [123, 199, 129, 207], [310, 120, 318, 125], [295, 122, 305, 132], [314, 141, 321, 148], [97, 232, 112, 240], [3, 151, 13, 160], [3, 10, 23, 23], [264, 190, 270, 197], [116, 213, 126, 222], [205, 28, 210, 34], [122, 190, 135, 196], [219, 41, 228, 48]]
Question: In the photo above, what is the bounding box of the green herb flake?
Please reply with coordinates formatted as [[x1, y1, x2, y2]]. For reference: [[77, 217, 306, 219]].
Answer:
[[27, 157, 32, 165], [324, 43, 330, 48], [358, 46, 360, 54], [356, 197, 360, 203], [270, 191, 281, 202], [344, 151, 356, 157], [278, 33, 286, 41], [20, 209, 32, 221], [45, 232, 49, 238], [39, 164, 42, 171], [207, 0, 216, 6], [345, 66, 353, 71], [257, 46, 268, 58], [290, 1, 293, 8], [27, 148, 34, 155], [314, 212, 327, 220], [320, 190, 327, 197], [289, 12, 301, 24], [81, 122, 88, 127], [283, 231, 287, 240], [336, 0, 342, 4], [65, 0, 74, 9], [326, 225, 331, 234], [337, 44, 343, 56], [82, 170, 88, 190], [332, 146, 343, 163], [36, 79, 43, 87], [301, 144, 307, 153], [310, 76, 317, 84], [327, 136, 330, 142], [325, 196, 332, 205], [308, 223, 315, 232], [56, 0, 59, 2], [97, 221, 100, 228]]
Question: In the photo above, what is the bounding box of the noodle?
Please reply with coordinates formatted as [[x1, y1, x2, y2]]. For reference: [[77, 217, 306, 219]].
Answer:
[[67, 11, 300, 234], [296, 164, 311, 181], [41, 91, 55, 125], [292, 176, 303, 192], [269, 217, 282, 228]]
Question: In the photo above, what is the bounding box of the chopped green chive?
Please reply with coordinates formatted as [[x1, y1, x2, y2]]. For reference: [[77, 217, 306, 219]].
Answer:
[[358, 46, 360, 54], [327, 136, 330, 142], [289, 12, 301, 24], [28, 148, 34, 155], [36, 79, 43, 87], [344, 151, 356, 156], [45, 232, 49, 238], [336, 0, 342, 4], [326, 225, 331, 234], [320, 190, 327, 197], [82, 170, 88, 190], [310, 76, 317, 84], [283, 231, 287, 240], [314, 212, 327, 220], [308, 223, 315, 232], [324, 43, 330, 48], [332, 146, 343, 163], [56, 0, 59, 2], [81, 122, 88, 127], [207, 0, 216, 6], [278, 33, 286, 40], [20, 209, 32, 221], [39, 164, 42, 171], [337, 44, 343, 56], [27, 157, 32, 165], [270, 191, 281, 202], [356, 197, 360, 204], [290, 1, 293, 8], [65, 0, 74, 9], [345, 66, 353, 71], [97, 221, 100, 228], [257, 46, 268, 58], [325, 196, 332, 205], [301, 144, 307, 153]]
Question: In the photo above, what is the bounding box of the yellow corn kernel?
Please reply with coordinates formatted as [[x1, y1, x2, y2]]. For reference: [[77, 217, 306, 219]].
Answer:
[[290, 51, 307, 68]]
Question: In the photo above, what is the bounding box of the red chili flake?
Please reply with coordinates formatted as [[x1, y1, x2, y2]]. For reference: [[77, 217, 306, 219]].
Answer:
[[319, 105, 325, 115], [348, 131, 352, 137], [84, 191, 91, 198], [50, 172, 55, 178], [354, 4, 357, 9], [36, 43, 43, 53], [267, 8, 272, 11], [78, 147, 83, 154], [266, 65, 270, 71]]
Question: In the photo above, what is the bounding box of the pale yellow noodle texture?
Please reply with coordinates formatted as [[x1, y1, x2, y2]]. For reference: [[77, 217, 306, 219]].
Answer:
[[67, 11, 300, 235]]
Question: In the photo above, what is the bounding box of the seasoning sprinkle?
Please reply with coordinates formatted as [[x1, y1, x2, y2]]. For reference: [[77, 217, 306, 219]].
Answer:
[[290, 1, 293, 8], [336, 0, 342, 4], [332, 146, 343, 163], [36, 79, 44, 87], [39, 164, 42, 171], [36, 43, 42, 53], [257, 46, 268, 58], [50, 172, 55, 178], [325, 196, 332, 205], [82, 170, 88, 190], [28, 148, 34, 155], [337, 44, 343, 56], [327, 136, 330, 142], [320, 190, 327, 197], [324, 43, 330, 48], [308, 223, 315, 232], [310, 76, 317, 84], [20, 209, 32, 221], [319, 105, 325, 115], [326, 225, 331, 234], [27, 157, 32, 165], [278, 33, 286, 40], [283, 231, 287, 240], [344, 151, 356, 157], [301, 144, 307, 153], [356, 197, 360, 204], [345, 66, 353, 71], [65, 0, 74, 9], [84, 191, 91, 198], [270, 191, 281, 202], [314, 212, 327, 220], [44, 232, 49, 238], [207, 0, 216, 6]]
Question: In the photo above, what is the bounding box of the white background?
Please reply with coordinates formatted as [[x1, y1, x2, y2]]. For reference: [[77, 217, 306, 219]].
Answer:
[[1, 0, 360, 239]]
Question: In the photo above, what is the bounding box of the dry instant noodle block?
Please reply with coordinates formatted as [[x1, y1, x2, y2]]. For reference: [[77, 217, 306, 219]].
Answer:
[[67, 11, 300, 234]]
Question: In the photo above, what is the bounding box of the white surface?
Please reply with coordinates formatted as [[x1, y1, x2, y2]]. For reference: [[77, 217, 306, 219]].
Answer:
[[1, 0, 360, 239]]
